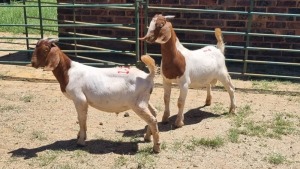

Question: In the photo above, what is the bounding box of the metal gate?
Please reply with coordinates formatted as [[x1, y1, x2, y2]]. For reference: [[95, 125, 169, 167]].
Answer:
[[0, 0, 142, 67], [141, 0, 300, 80], [0, 0, 299, 80]]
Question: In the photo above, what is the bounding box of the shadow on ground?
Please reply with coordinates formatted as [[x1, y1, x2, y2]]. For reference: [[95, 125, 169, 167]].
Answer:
[[119, 106, 220, 137], [9, 138, 140, 159]]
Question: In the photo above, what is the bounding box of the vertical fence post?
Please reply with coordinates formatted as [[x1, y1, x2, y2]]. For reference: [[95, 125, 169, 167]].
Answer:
[[143, 0, 148, 55], [72, 0, 77, 57], [23, 0, 30, 58], [243, 0, 254, 75], [135, 0, 140, 63], [37, 0, 44, 39]]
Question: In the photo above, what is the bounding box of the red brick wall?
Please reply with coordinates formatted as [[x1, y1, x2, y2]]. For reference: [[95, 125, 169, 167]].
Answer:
[[57, 0, 300, 65]]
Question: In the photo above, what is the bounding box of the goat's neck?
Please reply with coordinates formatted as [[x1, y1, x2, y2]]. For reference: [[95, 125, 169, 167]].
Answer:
[[52, 51, 71, 92], [160, 28, 186, 79]]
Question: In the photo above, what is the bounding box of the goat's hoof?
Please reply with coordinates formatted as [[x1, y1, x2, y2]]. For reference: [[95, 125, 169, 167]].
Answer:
[[76, 142, 86, 147], [161, 117, 169, 124], [144, 137, 152, 143], [205, 102, 211, 106], [77, 139, 86, 147], [229, 106, 236, 114], [153, 143, 161, 154], [204, 100, 211, 106], [174, 121, 184, 128]]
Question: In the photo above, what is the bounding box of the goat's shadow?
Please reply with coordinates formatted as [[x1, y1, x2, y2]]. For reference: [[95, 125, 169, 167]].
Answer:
[[119, 105, 221, 137], [9, 138, 140, 159]]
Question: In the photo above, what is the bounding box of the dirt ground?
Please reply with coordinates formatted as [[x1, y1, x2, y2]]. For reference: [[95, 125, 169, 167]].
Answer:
[[0, 34, 300, 169]]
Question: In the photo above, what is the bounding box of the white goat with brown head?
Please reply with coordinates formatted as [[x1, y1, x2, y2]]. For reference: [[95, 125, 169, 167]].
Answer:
[[31, 38, 161, 153], [140, 14, 236, 128]]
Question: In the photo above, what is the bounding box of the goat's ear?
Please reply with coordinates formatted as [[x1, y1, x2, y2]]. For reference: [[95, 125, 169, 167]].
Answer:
[[43, 47, 60, 71], [155, 22, 172, 44]]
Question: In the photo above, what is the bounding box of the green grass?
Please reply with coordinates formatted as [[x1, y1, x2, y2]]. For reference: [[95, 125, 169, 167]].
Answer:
[[270, 114, 295, 138], [114, 155, 128, 169], [211, 102, 227, 114], [31, 130, 48, 141], [228, 110, 298, 142], [0, 105, 18, 112], [233, 105, 253, 127], [36, 150, 59, 167], [251, 80, 278, 90], [135, 146, 156, 169], [227, 104, 298, 143], [241, 121, 268, 137], [266, 153, 286, 165], [0, 0, 57, 35], [228, 128, 240, 143], [20, 94, 34, 102], [190, 136, 225, 148]]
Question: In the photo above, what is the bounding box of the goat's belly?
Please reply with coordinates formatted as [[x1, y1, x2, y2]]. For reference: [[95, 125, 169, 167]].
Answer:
[[189, 82, 208, 89], [88, 100, 130, 113]]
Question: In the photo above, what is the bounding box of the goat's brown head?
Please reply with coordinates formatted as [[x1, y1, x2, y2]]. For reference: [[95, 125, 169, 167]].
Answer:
[[31, 38, 60, 71], [139, 14, 175, 44]]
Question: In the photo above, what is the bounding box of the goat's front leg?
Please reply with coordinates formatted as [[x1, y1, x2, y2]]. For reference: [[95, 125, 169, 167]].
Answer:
[[175, 82, 189, 128], [74, 97, 88, 146], [162, 80, 172, 123]]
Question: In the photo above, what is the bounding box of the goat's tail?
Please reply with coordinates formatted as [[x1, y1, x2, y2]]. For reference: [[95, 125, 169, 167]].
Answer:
[[141, 55, 156, 78], [215, 28, 225, 54]]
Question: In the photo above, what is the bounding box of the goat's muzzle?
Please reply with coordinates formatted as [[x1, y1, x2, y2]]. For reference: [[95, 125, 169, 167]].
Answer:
[[139, 35, 155, 44], [31, 55, 39, 69]]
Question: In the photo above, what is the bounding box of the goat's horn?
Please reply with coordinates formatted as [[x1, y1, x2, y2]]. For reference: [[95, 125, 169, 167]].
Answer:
[[139, 36, 148, 41], [164, 15, 175, 19], [48, 39, 59, 43]]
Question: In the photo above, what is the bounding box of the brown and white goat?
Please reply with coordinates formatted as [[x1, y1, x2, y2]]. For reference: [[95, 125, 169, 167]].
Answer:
[[140, 14, 236, 128], [31, 38, 161, 153]]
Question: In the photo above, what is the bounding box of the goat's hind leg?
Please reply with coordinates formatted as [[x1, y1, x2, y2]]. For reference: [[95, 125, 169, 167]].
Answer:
[[218, 73, 236, 114], [205, 79, 217, 106], [144, 102, 158, 141], [132, 105, 160, 153], [205, 84, 212, 106]]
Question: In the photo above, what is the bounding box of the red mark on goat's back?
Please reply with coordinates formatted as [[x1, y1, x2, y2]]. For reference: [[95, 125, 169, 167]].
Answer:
[[203, 48, 211, 52], [117, 66, 130, 74]]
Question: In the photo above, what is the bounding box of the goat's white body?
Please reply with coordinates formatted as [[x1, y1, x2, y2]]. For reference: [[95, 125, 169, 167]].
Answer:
[[165, 39, 227, 88], [65, 61, 152, 113], [161, 38, 236, 128], [141, 14, 235, 127], [31, 39, 161, 153]]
